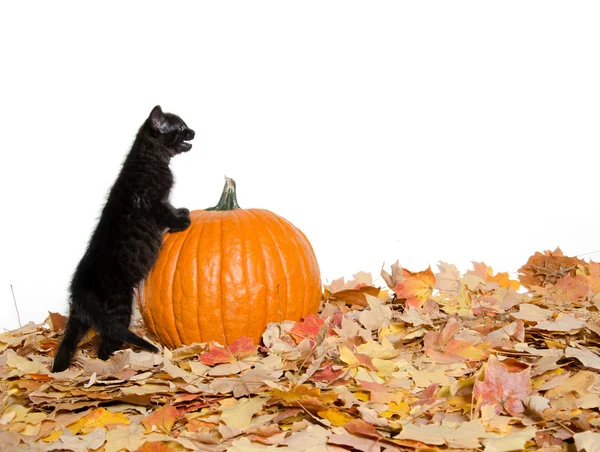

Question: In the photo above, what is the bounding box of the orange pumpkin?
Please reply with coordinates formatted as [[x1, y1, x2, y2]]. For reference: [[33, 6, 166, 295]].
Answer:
[[138, 178, 322, 348]]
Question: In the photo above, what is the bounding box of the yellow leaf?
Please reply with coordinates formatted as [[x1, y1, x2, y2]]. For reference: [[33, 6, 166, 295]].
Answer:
[[22, 422, 42, 436], [220, 396, 268, 430], [338, 344, 360, 367], [5, 350, 48, 375], [380, 401, 410, 419], [354, 368, 384, 384], [544, 339, 565, 349], [356, 336, 399, 360], [67, 408, 129, 434], [440, 284, 473, 315], [447, 395, 473, 414], [354, 391, 370, 402], [2, 405, 29, 424], [104, 425, 145, 452], [372, 358, 398, 377], [317, 408, 354, 426], [454, 343, 490, 361], [272, 385, 321, 402], [42, 429, 63, 443], [379, 323, 405, 337]]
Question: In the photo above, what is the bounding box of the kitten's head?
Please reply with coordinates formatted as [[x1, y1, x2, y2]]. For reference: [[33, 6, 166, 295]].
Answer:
[[147, 105, 195, 155]]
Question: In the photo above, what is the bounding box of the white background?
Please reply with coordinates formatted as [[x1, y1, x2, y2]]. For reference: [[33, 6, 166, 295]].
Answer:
[[2, 2, 599, 332]]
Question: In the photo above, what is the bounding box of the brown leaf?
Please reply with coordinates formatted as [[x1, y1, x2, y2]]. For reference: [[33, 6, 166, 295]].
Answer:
[[325, 286, 380, 307], [48, 312, 68, 332], [344, 419, 383, 439], [518, 248, 584, 288]]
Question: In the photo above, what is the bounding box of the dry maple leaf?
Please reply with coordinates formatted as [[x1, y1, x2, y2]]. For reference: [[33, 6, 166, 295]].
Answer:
[[136, 441, 178, 452], [65, 407, 129, 436], [381, 260, 403, 289], [393, 266, 436, 308], [289, 315, 327, 345], [142, 404, 180, 434], [327, 271, 374, 293], [473, 354, 531, 415], [469, 261, 520, 291], [48, 312, 68, 332], [518, 248, 584, 288], [198, 336, 256, 365], [325, 272, 382, 306], [311, 363, 345, 383], [435, 261, 461, 293], [317, 407, 355, 426]]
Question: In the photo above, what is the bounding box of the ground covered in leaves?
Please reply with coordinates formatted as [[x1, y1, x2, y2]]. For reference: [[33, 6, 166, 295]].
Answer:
[[2, 248, 600, 451]]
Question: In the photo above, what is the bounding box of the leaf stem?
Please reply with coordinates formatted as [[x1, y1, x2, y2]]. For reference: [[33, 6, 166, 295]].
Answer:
[[10, 285, 22, 328]]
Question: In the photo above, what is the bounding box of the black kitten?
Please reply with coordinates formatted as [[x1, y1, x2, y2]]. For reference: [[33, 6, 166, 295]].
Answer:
[[52, 106, 195, 372]]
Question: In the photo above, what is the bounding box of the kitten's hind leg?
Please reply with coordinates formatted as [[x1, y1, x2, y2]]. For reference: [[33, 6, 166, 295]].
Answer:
[[97, 301, 130, 360], [95, 308, 158, 360], [97, 338, 123, 361], [52, 316, 90, 372]]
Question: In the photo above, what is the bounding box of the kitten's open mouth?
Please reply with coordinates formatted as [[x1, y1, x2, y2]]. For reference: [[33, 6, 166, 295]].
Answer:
[[179, 141, 193, 152]]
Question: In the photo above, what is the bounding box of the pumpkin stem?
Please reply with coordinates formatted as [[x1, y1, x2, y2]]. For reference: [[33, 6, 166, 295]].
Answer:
[[206, 177, 240, 211]]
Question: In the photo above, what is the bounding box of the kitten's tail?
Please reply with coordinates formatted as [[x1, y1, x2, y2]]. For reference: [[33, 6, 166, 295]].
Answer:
[[99, 320, 159, 353], [82, 301, 159, 354]]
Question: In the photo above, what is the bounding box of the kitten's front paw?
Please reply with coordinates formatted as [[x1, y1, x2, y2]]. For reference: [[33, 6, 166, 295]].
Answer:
[[176, 207, 190, 218], [170, 215, 191, 232]]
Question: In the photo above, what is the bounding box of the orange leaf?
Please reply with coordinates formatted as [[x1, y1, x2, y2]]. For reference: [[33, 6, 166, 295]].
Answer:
[[394, 266, 435, 308], [487, 271, 521, 291], [198, 336, 257, 365], [136, 441, 177, 452], [142, 404, 180, 434], [470, 262, 520, 290], [588, 261, 600, 293]]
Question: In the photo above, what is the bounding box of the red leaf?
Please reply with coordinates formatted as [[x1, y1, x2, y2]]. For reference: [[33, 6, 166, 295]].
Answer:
[[198, 342, 234, 365], [473, 354, 531, 415], [358, 380, 387, 393], [198, 336, 257, 365], [228, 336, 257, 358], [311, 363, 344, 382], [290, 315, 325, 345], [354, 353, 377, 371]]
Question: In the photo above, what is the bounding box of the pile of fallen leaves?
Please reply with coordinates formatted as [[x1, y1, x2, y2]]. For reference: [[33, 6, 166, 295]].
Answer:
[[2, 248, 600, 451]]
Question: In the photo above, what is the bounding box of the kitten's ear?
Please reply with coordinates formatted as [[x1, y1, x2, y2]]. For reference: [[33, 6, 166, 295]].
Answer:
[[149, 105, 168, 133]]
